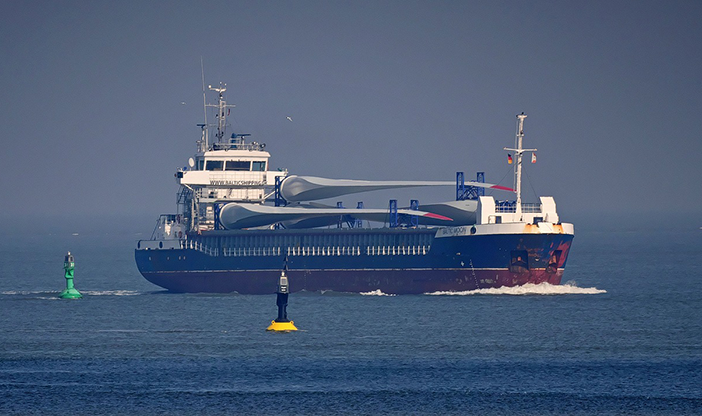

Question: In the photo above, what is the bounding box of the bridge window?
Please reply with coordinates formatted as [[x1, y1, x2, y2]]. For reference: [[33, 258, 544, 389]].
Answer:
[[252, 161, 266, 171], [206, 160, 224, 171], [226, 161, 251, 171]]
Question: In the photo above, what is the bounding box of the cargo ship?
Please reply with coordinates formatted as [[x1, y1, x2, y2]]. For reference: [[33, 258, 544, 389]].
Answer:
[[135, 83, 574, 294]]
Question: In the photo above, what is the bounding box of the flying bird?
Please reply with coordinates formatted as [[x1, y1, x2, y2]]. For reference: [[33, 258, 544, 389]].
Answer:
[[286, 116, 293, 122], [180, 102, 186, 105]]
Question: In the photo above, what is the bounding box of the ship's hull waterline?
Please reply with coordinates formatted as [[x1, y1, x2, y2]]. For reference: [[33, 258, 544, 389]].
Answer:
[[137, 267, 566, 295], [135, 230, 573, 294]]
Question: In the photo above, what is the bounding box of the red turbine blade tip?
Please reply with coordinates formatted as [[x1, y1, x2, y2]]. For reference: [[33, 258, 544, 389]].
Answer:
[[423, 213, 453, 221], [490, 185, 516, 192]]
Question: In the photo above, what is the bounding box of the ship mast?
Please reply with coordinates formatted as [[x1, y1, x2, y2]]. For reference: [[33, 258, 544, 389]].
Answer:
[[205, 83, 236, 146], [504, 113, 537, 219], [200, 58, 209, 150]]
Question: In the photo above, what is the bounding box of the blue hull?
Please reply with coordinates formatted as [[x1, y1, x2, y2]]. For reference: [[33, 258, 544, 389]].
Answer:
[[135, 229, 573, 294]]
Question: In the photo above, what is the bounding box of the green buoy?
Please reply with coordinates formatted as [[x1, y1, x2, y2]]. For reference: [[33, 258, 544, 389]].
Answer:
[[59, 251, 82, 299]]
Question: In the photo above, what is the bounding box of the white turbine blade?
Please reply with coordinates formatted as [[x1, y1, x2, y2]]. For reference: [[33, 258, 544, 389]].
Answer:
[[279, 175, 514, 202], [219, 203, 452, 229], [464, 181, 515, 191], [416, 200, 479, 226]]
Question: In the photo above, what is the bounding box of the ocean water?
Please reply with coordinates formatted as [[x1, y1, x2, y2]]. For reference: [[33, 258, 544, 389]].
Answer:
[[1, 222, 701, 415]]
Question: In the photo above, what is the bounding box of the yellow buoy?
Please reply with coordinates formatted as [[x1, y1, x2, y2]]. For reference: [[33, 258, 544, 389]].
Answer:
[[266, 268, 298, 332], [267, 320, 297, 332]]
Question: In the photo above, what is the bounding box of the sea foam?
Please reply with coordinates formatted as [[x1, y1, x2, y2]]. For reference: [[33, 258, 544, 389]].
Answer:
[[1, 290, 143, 297], [360, 289, 397, 297], [425, 281, 606, 296], [81, 290, 142, 296]]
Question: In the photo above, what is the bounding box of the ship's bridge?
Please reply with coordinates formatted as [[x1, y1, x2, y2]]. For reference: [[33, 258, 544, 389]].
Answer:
[[176, 134, 284, 188]]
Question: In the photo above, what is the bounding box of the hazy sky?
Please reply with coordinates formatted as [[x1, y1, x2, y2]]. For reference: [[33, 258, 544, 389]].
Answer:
[[1, 1, 700, 229]]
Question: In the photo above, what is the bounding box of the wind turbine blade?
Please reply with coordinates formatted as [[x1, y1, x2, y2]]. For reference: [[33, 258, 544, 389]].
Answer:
[[416, 200, 479, 226], [279, 175, 514, 202], [219, 203, 452, 229]]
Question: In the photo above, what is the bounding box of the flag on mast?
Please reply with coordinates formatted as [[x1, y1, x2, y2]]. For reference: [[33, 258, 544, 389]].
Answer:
[[531, 153, 536, 163], [507, 154, 513, 164]]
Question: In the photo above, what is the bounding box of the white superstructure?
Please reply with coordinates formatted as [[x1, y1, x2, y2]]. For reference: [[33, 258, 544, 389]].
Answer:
[[172, 83, 287, 233], [472, 112, 569, 230]]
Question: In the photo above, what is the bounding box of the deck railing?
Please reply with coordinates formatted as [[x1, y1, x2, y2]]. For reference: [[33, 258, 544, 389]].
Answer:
[[185, 241, 431, 257]]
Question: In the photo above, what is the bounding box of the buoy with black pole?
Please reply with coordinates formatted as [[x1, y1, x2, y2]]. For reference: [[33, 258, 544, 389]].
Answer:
[[267, 258, 297, 332], [59, 251, 82, 299]]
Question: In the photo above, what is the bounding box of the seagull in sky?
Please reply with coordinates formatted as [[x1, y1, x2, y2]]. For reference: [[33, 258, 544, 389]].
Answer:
[[286, 116, 293, 122]]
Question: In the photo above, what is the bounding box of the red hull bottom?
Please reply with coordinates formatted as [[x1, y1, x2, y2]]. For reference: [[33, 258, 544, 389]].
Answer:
[[141, 269, 564, 295]]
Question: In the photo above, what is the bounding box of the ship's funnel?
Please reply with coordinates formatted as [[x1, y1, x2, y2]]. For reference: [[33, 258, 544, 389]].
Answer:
[[279, 175, 514, 202], [219, 203, 452, 230]]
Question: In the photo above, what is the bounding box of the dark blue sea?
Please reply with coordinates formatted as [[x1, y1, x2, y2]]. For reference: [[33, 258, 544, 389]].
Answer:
[[1, 218, 701, 415]]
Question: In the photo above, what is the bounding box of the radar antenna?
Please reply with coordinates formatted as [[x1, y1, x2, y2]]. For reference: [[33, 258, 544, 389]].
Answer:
[[206, 83, 236, 145]]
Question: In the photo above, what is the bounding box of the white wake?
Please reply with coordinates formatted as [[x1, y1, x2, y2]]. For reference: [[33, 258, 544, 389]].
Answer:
[[360, 289, 397, 297], [425, 281, 606, 296], [81, 290, 142, 296], [1, 290, 142, 297]]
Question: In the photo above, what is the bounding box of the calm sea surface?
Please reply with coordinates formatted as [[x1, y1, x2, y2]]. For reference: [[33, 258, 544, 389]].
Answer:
[[1, 223, 701, 415]]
